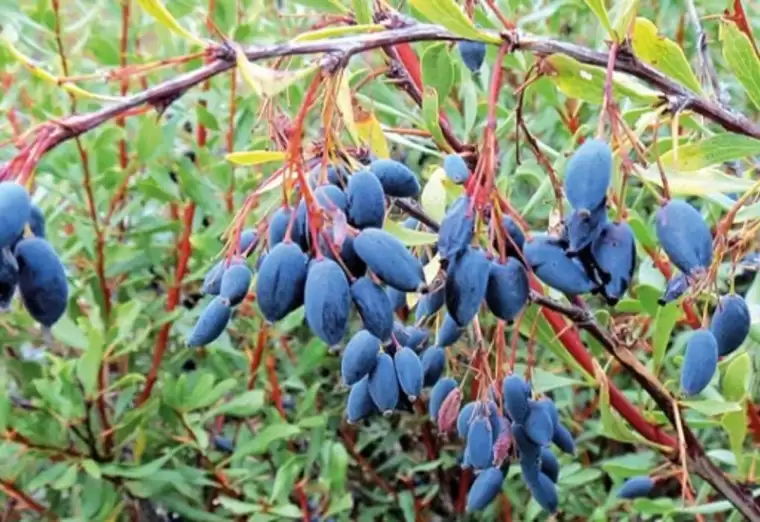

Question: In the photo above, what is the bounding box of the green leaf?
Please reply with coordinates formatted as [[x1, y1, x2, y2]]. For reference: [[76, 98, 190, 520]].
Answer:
[[408, 0, 500, 43], [268, 504, 303, 518], [217, 497, 262, 515], [420, 167, 447, 223], [659, 133, 760, 172], [651, 302, 680, 372], [582, 0, 614, 41], [722, 409, 748, 475], [136, 0, 205, 46], [235, 424, 302, 457], [77, 328, 105, 398], [721, 20, 760, 112], [270, 458, 301, 504], [206, 390, 265, 418], [81, 459, 102, 480], [682, 400, 743, 416], [292, 0, 349, 13], [324, 493, 354, 517], [352, 0, 372, 25], [721, 352, 752, 402], [421, 43, 454, 103], [384, 219, 438, 247], [611, 0, 639, 39], [421, 87, 447, 149], [236, 47, 318, 98], [599, 376, 647, 445], [100, 450, 177, 479], [226, 151, 286, 166], [328, 443, 349, 492], [637, 164, 755, 196], [293, 24, 385, 42]]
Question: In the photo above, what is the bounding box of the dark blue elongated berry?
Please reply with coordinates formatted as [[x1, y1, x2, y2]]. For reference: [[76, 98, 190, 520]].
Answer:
[[354, 228, 425, 292], [368, 352, 399, 414], [466, 467, 504, 512], [304, 258, 350, 347], [498, 216, 526, 257], [710, 295, 751, 356], [617, 476, 654, 499], [392, 322, 429, 351], [540, 447, 560, 483], [566, 204, 608, 255], [443, 154, 470, 184], [14, 238, 68, 327], [515, 425, 541, 482], [309, 164, 348, 187], [0, 182, 31, 249], [203, 258, 241, 296], [438, 196, 474, 261], [445, 247, 489, 326], [524, 236, 597, 295], [346, 376, 375, 423], [564, 138, 612, 212], [219, 263, 252, 306], [534, 398, 559, 429], [268, 207, 292, 247], [341, 330, 381, 385], [386, 286, 406, 312], [347, 170, 386, 229], [24, 204, 46, 240], [457, 402, 477, 439], [655, 199, 712, 275], [485, 258, 529, 322], [458, 41, 486, 72], [503, 375, 531, 423], [321, 231, 367, 278], [293, 200, 310, 249], [591, 221, 636, 305], [369, 159, 420, 198], [436, 313, 463, 347], [429, 377, 457, 421], [239, 228, 258, 256], [350, 276, 393, 342], [526, 472, 558, 513], [525, 401, 554, 446], [466, 417, 494, 469], [681, 329, 718, 396], [315, 185, 349, 212], [659, 272, 690, 305], [415, 286, 444, 322], [212, 436, 235, 454], [421, 346, 446, 387], [552, 423, 576, 455], [187, 296, 231, 347], [256, 242, 308, 322], [394, 347, 423, 400], [0, 248, 19, 310]]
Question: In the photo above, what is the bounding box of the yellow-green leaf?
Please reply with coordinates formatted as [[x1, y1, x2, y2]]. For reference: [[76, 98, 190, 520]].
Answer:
[[611, 0, 639, 40], [631, 18, 703, 94], [721, 352, 752, 403], [651, 302, 681, 372], [722, 409, 747, 475], [409, 0, 500, 44], [421, 43, 455, 103], [355, 109, 389, 159], [545, 54, 659, 104], [384, 219, 438, 247], [335, 72, 359, 145], [720, 20, 760, 112], [421, 87, 448, 149], [420, 167, 447, 223], [659, 133, 760, 172], [352, 0, 373, 25], [226, 151, 286, 166], [637, 164, 755, 196], [293, 24, 384, 42], [583, 0, 615, 41], [136, 0, 205, 46], [236, 48, 317, 98]]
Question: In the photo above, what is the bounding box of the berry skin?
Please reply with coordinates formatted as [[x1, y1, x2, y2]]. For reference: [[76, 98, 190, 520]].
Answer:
[[540, 447, 560, 483], [659, 272, 690, 305], [680, 329, 719, 396], [591, 221, 637, 305], [466, 416, 494, 469], [0, 248, 19, 310], [219, 263, 252, 306], [0, 182, 31, 249], [346, 170, 386, 229], [710, 295, 751, 356], [566, 205, 608, 255], [485, 258, 529, 322], [552, 423, 576, 455], [314, 184, 349, 213], [421, 346, 446, 387], [268, 207, 292, 247], [563, 138, 612, 212], [436, 313, 464, 347], [429, 377, 457, 421], [369, 159, 421, 198], [350, 276, 394, 342], [309, 164, 348, 187], [415, 286, 444, 322], [393, 322, 429, 350], [14, 203, 46, 245], [526, 472, 558, 513], [368, 352, 399, 414], [341, 330, 381, 386], [442, 154, 470, 184], [187, 296, 231, 347], [321, 231, 367, 278], [202, 258, 241, 296], [437, 196, 475, 261], [386, 286, 406, 313], [304, 258, 351, 347], [14, 238, 68, 327], [394, 346, 423, 400], [524, 401, 554, 446], [494, 216, 526, 259], [458, 41, 486, 72], [466, 467, 504, 512], [515, 424, 541, 483], [503, 374, 531, 423], [457, 402, 477, 439], [353, 228, 425, 292], [617, 476, 654, 499], [255, 242, 308, 323], [346, 376, 375, 423], [655, 199, 713, 275], [445, 247, 490, 326], [524, 236, 597, 295], [238, 228, 258, 256]]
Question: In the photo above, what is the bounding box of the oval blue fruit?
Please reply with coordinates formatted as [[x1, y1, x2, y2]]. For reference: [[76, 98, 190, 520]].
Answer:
[[354, 228, 425, 292], [710, 294, 751, 356], [493, 216, 526, 259], [255, 242, 308, 322], [351, 276, 394, 342], [591, 221, 636, 305], [14, 238, 68, 327], [457, 402, 477, 439], [681, 329, 718, 396], [566, 205, 608, 255], [429, 377, 457, 421], [466, 467, 504, 512], [438, 195, 475, 261], [445, 247, 490, 326], [466, 416, 494, 469], [268, 207, 292, 247], [0, 182, 31, 249], [314, 184, 349, 212], [524, 236, 597, 295], [369, 159, 420, 198], [617, 476, 654, 499], [219, 263, 252, 306], [503, 375, 531, 423], [415, 286, 445, 322], [525, 401, 554, 446], [368, 352, 399, 414], [526, 472, 558, 513], [23, 204, 46, 240], [394, 347, 423, 400], [309, 164, 348, 187], [655, 199, 713, 275], [540, 447, 560, 483], [515, 424, 541, 483], [304, 258, 351, 347], [346, 170, 386, 229], [564, 138, 612, 212], [0, 248, 19, 309], [187, 296, 231, 347], [552, 423, 576, 455], [659, 272, 690, 305], [421, 346, 446, 387], [386, 286, 406, 313], [436, 313, 464, 347], [393, 322, 429, 351], [341, 330, 381, 386], [485, 258, 529, 322], [443, 154, 470, 184], [346, 376, 375, 423], [238, 228, 258, 256], [458, 41, 486, 72], [534, 398, 559, 429]]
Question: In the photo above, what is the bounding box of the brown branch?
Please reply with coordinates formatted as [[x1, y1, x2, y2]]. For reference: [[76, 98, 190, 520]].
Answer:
[[0, 478, 55, 519]]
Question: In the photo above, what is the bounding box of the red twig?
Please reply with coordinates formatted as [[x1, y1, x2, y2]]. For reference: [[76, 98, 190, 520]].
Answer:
[[0, 478, 54, 519]]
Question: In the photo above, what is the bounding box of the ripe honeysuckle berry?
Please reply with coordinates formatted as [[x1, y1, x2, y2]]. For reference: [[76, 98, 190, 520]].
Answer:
[[563, 138, 612, 213], [14, 237, 68, 327], [0, 182, 31, 249]]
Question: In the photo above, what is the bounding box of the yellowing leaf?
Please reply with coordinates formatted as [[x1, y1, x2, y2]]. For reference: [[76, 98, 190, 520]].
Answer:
[[420, 167, 447, 223], [637, 164, 755, 196], [611, 0, 639, 39], [236, 48, 317, 98], [660, 133, 760, 172], [136, 0, 205, 46], [293, 24, 385, 42], [583, 0, 615, 41], [226, 151, 286, 166], [335, 72, 359, 145], [421, 87, 449, 150], [409, 0, 500, 44], [355, 110, 389, 159], [720, 20, 760, 112], [631, 18, 703, 94], [384, 219, 438, 247]]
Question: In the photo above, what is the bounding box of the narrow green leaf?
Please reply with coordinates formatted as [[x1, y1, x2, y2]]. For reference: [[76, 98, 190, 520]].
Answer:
[[352, 0, 373, 25], [136, 0, 205, 46], [583, 0, 615, 40], [637, 163, 755, 196], [409, 0, 500, 43], [421, 87, 447, 149], [721, 352, 752, 402], [682, 400, 743, 416], [293, 24, 384, 42], [384, 219, 438, 246], [722, 409, 747, 474], [205, 390, 265, 418], [217, 497, 262, 515], [421, 43, 454, 103], [226, 151, 286, 166], [660, 133, 760, 172], [235, 424, 302, 457], [77, 330, 104, 398], [611, 0, 639, 39], [721, 20, 760, 111], [652, 302, 680, 371]]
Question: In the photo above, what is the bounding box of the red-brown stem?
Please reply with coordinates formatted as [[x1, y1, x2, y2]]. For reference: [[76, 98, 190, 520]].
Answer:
[[294, 481, 310, 522], [0, 479, 53, 518], [266, 354, 287, 419], [339, 426, 398, 500], [747, 402, 760, 444], [247, 325, 268, 390], [117, 0, 129, 174]]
